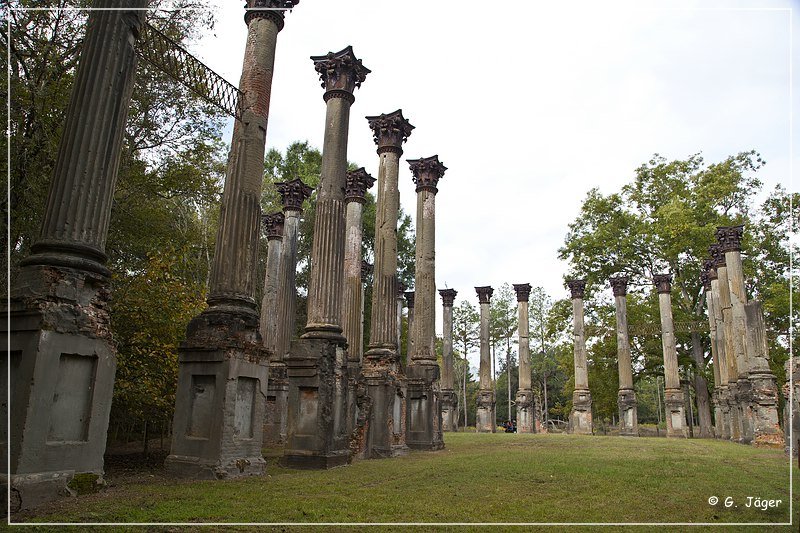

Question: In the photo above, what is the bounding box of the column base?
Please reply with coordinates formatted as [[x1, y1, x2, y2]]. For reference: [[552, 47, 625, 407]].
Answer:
[[263, 363, 288, 446], [476, 389, 496, 433], [405, 363, 444, 451], [618, 389, 639, 436], [748, 370, 784, 447], [6, 264, 116, 511], [166, 310, 269, 480], [569, 389, 593, 435], [359, 352, 409, 459], [283, 337, 350, 469], [734, 378, 755, 444], [515, 389, 535, 433], [441, 389, 458, 432], [664, 388, 688, 438]]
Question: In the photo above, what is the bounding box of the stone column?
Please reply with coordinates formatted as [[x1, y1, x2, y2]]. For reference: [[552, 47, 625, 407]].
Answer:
[[260, 212, 285, 354], [167, 1, 297, 479], [396, 282, 407, 356], [341, 168, 375, 445], [513, 284, 536, 434], [439, 289, 458, 432], [284, 46, 369, 469], [566, 280, 593, 435], [716, 226, 755, 444], [743, 300, 783, 446], [405, 291, 416, 363], [654, 274, 687, 438], [263, 178, 313, 445], [359, 110, 414, 459], [784, 357, 800, 456], [405, 155, 447, 451], [6, 0, 146, 509], [702, 264, 726, 440], [475, 286, 496, 433], [610, 276, 638, 437], [711, 244, 742, 441]]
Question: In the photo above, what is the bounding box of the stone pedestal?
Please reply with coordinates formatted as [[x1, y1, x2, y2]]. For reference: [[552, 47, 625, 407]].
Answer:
[[617, 389, 638, 436], [7, 0, 146, 510], [361, 109, 414, 458], [475, 286, 496, 433], [515, 389, 536, 433], [566, 280, 593, 434], [283, 338, 349, 468], [664, 388, 688, 438], [405, 364, 444, 450], [441, 390, 458, 432]]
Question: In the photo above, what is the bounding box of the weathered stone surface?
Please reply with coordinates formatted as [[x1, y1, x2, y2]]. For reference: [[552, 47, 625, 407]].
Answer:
[[513, 283, 536, 433], [475, 286, 496, 433], [653, 274, 686, 438], [168, 3, 290, 477], [8, 0, 145, 510], [744, 301, 782, 447], [361, 110, 413, 459], [284, 45, 366, 468], [784, 357, 799, 456], [440, 288, 458, 432], [566, 280, 592, 435], [610, 275, 637, 436]]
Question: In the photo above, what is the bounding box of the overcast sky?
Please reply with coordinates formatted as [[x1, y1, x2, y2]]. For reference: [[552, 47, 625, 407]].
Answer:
[[193, 0, 796, 368]]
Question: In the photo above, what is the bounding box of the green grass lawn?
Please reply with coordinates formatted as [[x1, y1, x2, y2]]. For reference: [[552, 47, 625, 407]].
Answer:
[[16, 433, 799, 529]]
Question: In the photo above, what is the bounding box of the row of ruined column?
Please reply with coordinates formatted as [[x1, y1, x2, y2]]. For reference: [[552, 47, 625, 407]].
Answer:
[[564, 225, 783, 444], [5, 0, 455, 509]]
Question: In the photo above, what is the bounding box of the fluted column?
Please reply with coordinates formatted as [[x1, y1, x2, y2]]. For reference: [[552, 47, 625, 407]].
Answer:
[[9, 0, 146, 509], [566, 280, 592, 435], [274, 179, 313, 359], [716, 227, 750, 383], [513, 284, 536, 433], [654, 274, 687, 438], [303, 46, 370, 341], [360, 109, 413, 459], [205, 2, 291, 316], [475, 286, 496, 433], [711, 244, 742, 441], [342, 168, 375, 361], [610, 276, 638, 436], [703, 262, 728, 439], [260, 212, 285, 355], [405, 291, 416, 361], [22, 0, 146, 276], [440, 289, 458, 432], [168, 1, 298, 479], [396, 282, 407, 354]]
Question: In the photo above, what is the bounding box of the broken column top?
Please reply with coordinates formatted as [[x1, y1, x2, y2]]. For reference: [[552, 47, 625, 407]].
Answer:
[[276, 178, 313, 213], [366, 109, 414, 154], [345, 167, 376, 204], [244, 0, 299, 30], [439, 288, 458, 307], [361, 260, 373, 278], [716, 225, 744, 253], [262, 211, 285, 240], [653, 273, 673, 294], [475, 286, 493, 304], [404, 290, 416, 309], [408, 155, 447, 194], [311, 45, 370, 102], [513, 283, 532, 302], [566, 279, 586, 299], [609, 275, 629, 297]]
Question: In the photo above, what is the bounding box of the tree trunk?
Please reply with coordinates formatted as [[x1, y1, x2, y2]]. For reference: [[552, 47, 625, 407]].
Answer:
[[543, 373, 548, 423], [142, 419, 149, 455], [690, 332, 714, 438]]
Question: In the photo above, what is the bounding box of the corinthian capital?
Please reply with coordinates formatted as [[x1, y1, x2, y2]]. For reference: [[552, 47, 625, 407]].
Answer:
[[566, 279, 586, 299], [366, 109, 414, 154], [345, 167, 375, 204], [276, 178, 313, 213], [475, 286, 493, 304], [653, 273, 672, 294], [439, 288, 458, 307], [609, 275, 628, 297], [311, 45, 370, 102], [715, 225, 744, 253], [407, 155, 447, 194], [513, 283, 532, 302], [262, 211, 285, 240], [244, 0, 299, 30]]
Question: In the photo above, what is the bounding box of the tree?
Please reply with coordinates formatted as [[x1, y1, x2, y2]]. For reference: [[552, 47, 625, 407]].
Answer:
[[559, 151, 795, 437], [452, 299, 480, 429]]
